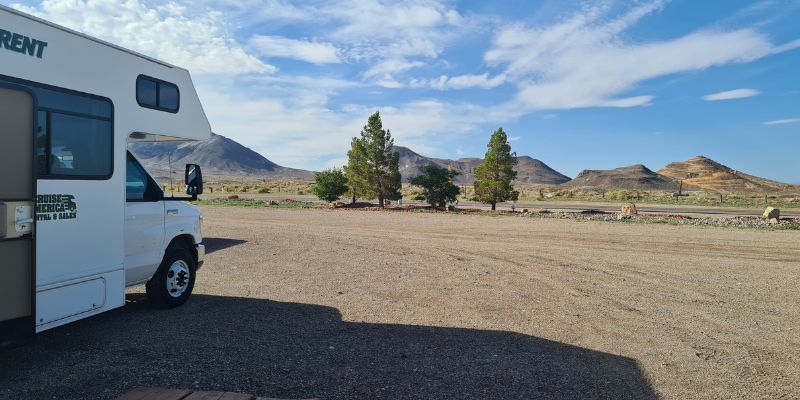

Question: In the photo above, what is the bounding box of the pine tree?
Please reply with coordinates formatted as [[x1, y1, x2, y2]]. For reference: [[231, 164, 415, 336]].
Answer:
[[347, 112, 401, 207], [343, 137, 373, 204], [474, 127, 519, 210]]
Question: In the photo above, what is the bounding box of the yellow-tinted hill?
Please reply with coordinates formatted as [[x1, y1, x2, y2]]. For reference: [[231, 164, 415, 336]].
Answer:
[[658, 156, 797, 194]]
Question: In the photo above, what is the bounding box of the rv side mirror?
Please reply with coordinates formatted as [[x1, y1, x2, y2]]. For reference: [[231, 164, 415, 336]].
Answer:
[[185, 164, 203, 197]]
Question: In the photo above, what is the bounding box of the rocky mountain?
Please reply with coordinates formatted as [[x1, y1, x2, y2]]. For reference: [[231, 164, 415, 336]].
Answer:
[[129, 134, 315, 181], [658, 156, 797, 194], [562, 164, 677, 191], [395, 146, 570, 185]]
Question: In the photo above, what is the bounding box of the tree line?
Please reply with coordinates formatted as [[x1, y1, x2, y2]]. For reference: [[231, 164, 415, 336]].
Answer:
[[313, 111, 519, 211]]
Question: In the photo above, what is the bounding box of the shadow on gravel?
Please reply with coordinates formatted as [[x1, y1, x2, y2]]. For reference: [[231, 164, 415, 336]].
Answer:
[[0, 294, 657, 400], [203, 237, 247, 254]]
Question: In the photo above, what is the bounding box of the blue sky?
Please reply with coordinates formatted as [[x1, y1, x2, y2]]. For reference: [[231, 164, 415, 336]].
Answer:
[[11, 0, 800, 182]]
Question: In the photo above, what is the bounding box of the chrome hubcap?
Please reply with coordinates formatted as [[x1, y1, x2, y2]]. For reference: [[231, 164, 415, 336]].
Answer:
[[166, 260, 190, 298]]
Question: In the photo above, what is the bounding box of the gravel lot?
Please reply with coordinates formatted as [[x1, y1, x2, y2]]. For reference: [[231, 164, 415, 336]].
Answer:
[[2, 206, 799, 399]]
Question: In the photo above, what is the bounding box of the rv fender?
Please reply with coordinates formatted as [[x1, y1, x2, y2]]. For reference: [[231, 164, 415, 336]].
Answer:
[[166, 233, 200, 263]]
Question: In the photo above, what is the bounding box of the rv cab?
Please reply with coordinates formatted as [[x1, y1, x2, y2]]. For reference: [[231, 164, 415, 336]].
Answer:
[[0, 5, 212, 348]]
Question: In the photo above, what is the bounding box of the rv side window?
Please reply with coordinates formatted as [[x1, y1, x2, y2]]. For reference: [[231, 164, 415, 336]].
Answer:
[[36, 111, 113, 179], [136, 77, 157, 107], [1, 75, 114, 180], [136, 75, 179, 113], [48, 114, 112, 177]]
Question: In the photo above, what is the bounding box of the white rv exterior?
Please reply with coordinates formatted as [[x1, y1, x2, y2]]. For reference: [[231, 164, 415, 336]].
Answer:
[[0, 5, 211, 347]]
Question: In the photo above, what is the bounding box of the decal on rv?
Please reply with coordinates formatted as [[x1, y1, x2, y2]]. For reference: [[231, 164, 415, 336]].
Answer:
[[0, 28, 47, 59], [36, 194, 77, 221]]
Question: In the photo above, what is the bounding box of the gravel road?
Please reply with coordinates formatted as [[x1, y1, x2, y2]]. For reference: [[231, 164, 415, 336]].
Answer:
[[2, 206, 799, 399], [201, 193, 800, 218]]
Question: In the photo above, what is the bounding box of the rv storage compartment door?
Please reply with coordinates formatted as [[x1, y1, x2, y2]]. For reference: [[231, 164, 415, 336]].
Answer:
[[37, 278, 106, 326]]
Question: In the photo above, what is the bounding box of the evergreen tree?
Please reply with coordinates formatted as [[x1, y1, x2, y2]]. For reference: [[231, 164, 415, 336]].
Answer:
[[474, 128, 519, 210], [410, 163, 460, 207], [313, 168, 349, 203], [347, 112, 402, 207], [343, 137, 373, 204]]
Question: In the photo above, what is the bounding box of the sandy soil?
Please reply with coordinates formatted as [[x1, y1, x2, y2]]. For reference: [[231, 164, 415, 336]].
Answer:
[[2, 206, 799, 399]]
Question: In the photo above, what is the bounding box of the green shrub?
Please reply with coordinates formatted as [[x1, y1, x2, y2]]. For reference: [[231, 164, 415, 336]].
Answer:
[[607, 189, 631, 201], [410, 163, 461, 207], [313, 168, 349, 202]]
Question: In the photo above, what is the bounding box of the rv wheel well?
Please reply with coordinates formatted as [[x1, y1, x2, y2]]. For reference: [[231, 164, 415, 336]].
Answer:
[[168, 234, 197, 263]]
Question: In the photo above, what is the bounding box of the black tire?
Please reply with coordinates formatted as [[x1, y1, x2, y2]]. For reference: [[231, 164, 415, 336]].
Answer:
[[146, 246, 196, 309]]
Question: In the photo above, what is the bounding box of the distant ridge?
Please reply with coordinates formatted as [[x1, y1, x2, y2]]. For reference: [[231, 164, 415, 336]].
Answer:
[[562, 164, 677, 191], [130, 133, 315, 181], [658, 156, 797, 194], [129, 135, 797, 194], [394, 146, 570, 185]]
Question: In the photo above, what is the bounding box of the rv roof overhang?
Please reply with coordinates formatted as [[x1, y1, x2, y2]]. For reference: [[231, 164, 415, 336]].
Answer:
[[128, 132, 202, 142], [1, 6, 212, 143]]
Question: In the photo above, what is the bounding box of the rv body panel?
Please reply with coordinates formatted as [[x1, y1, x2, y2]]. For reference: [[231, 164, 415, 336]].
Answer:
[[35, 180, 123, 286], [124, 201, 166, 285]]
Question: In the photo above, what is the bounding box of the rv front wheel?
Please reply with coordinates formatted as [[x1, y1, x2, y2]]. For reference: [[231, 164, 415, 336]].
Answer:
[[146, 246, 196, 308]]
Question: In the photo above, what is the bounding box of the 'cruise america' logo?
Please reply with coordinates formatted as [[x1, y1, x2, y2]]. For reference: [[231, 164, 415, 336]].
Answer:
[[36, 194, 77, 221]]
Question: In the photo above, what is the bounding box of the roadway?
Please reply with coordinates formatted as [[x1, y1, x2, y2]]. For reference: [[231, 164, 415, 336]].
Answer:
[[202, 193, 799, 218]]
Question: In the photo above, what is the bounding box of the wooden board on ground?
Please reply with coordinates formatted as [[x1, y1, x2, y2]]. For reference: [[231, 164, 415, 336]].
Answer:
[[116, 388, 317, 400], [116, 388, 254, 400]]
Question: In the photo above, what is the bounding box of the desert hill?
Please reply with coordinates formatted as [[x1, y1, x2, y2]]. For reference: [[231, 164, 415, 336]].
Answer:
[[129, 134, 315, 181], [658, 156, 797, 194], [562, 164, 677, 191], [395, 146, 570, 185]]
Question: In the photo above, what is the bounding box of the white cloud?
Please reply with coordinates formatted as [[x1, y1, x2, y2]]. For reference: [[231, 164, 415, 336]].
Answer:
[[508, 136, 521, 142], [324, 0, 463, 57], [321, 0, 476, 85], [703, 88, 761, 101], [764, 118, 800, 125], [249, 35, 341, 64], [415, 73, 506, 90], [485, 1, 798, 110], [363, 59, 427, 86], [11, 0, 273, 75]]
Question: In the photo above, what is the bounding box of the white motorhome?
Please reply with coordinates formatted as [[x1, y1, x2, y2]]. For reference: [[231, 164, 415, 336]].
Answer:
[[0, 6, 211, 348]]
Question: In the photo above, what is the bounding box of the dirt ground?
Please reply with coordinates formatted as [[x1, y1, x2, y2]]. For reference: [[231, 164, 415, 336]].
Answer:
[[2, 206, 799, 399]]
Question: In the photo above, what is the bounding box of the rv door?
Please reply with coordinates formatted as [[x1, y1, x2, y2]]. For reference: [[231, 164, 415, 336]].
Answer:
[[0, 86, 35, 349]]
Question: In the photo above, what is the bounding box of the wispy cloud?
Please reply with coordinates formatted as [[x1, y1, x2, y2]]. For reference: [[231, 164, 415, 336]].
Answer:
[[485, 1, 797, 110], [249, 35, 341, 64], [764, 118, 800, 125], [703, 88, 761, 101], [413, 73, 506, 90], [363, 59, 427, 88]]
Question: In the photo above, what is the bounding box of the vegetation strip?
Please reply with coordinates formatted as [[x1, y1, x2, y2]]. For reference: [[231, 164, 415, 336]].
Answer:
[[197, 198, 799, 230]]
